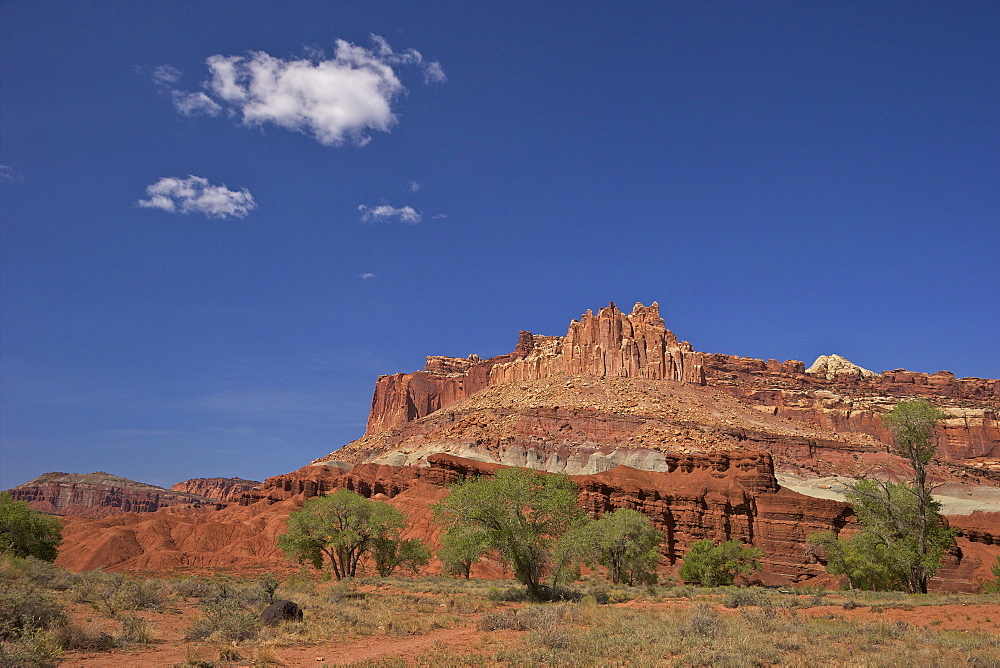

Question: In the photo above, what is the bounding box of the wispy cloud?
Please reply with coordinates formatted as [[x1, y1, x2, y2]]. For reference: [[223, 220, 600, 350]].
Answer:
[[406, 180, 421, 192], [155, 35, 445, 147], [358, 204, 421, 224], [359, 272, 378, 279], [432, 213, 447, 219], [138, 175, 256, 219], [0, 165, 22, 182]]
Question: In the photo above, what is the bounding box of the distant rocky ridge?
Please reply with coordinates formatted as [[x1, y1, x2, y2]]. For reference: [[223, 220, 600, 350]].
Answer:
[[171, 477, 261, 502], [8, 472, 214, 518]]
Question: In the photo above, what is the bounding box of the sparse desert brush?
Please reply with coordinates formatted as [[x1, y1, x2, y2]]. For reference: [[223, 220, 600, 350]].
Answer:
[[0, 579, 65, 641], [0, 627, 62, 668], [184, 598, 260, 642]]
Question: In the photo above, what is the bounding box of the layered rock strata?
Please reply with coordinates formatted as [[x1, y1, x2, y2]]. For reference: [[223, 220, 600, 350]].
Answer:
[[9, 472, 212, 518], [55, 453, 996, 591], [171, 477, 261, 502], [366, 302, 706, 434], [351, 302, 998, 481]]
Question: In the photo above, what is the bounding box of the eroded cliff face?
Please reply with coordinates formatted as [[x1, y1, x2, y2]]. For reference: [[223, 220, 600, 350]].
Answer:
[[54, 453, 998, 591], [366, 302, 706, 434], [704, 354, 1000, 471], [9, 472, 212, 518], [171, 477, 261, 503], [351, 302, 998, 482]]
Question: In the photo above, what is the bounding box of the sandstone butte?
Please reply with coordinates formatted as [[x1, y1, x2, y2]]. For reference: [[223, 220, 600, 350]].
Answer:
[[37, 302, 1000, 591]]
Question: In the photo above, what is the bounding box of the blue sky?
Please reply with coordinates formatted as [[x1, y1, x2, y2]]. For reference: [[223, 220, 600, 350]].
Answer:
[[2, 1, 997, 490]]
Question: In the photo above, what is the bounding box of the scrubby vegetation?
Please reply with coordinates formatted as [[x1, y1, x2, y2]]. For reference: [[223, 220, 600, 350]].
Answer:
[[3, 551, 997, 667]]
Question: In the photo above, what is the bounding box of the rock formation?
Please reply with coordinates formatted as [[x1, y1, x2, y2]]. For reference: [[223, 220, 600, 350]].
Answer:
[[341, 302, 998, 484], [366, 302, 706, 434], [171, 477, 261, 502], [8, 472, 213, 518], [806, 354, 879, 380], [54, 453, 997, 591]]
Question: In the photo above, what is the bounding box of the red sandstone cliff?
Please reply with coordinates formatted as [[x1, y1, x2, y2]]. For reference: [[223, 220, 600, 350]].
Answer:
[[171, 477, 261, 502], [366, 302, 707, 434], [9, 472, 212, 518], [54, 453, 997, 591], [348, 302, 998, 483]]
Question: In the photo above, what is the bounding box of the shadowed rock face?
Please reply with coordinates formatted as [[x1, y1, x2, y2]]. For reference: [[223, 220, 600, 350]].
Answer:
[[171, 477, 261, 503], [8, 472, 213, 518]]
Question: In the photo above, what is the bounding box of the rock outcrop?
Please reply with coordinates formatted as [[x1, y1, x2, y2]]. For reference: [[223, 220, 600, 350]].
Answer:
[[171, 477, 261, 502], [806, 354, 878, 380], [366, 302, 706, 434], [54, 453, 994, 591], [354, 302, 998, 483], [8, 472, 212, 518]]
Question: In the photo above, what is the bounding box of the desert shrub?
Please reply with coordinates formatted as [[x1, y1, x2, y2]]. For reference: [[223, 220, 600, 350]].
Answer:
[[0, 627, 62, 667], [52, 621, 117, 651], [681, 603, 721, 638], [110, 578, 169, 612], [722, 587, 768, 608], [256, 573, 280, 604], [0, 580, 65, 640], [478, 603, 576, 632], [184, 599, 260, 642], [117, 614, 153, 644], [678, 539, 764, 586]]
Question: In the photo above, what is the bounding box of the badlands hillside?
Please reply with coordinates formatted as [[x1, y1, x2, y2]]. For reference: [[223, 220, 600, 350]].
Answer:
[[13, 302, 1000, 590]]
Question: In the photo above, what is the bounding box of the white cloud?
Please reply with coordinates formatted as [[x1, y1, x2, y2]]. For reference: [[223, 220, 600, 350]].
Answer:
[[432, 213, 448, 219], [359, 272, 378, 279], [138, 175, 256, 219], [358, 204, 421, 224], [406, 180, 421, 192], [156, 35, 446, 147], [0, 165, 20, 182], [172, 90, 221, 116], [423, 61, 447, 84], [152, 64, 182, 87]]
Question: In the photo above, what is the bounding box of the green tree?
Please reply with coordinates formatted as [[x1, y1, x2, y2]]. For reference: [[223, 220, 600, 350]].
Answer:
[[0, 493, 62, 562], [433, 467, 588, 598], [882, 399, 948, 593], [678, 539, 763, 586], [277, 490, 420, 580], [811, 400, 954, 593], [374, 537, 432, 577], [436, 525, 489, 579], [588, 508, 662, 585]]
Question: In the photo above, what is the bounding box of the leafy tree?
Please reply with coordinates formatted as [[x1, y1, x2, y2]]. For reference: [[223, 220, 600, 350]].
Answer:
[[433, 467, 588, 598], [374, 537, 432, 577], [437, 525, 489, 579], [0, 493, 62, 562], [678, 539, 763, 586], [278, 490, 421, 580], [811, 400, 954, 593], [588, 508, 662, 585]]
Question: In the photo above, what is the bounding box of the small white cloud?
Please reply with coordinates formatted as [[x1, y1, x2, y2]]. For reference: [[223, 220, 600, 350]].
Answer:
[[359, 272, 378, 279], [157, 35, 445, 147], [358, 204, 421, 224], [432, 213, 448, 219], [406, 180, 421, 192], [172, 90, 222, 116], [0, 165, 20, 182], [152, 64, 182, 87], [138, 175, 256, 219], [423, 61, 447, 83]]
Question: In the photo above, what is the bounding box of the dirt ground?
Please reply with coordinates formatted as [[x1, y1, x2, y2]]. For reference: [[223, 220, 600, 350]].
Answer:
[[58, 595, 1000, 667]]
